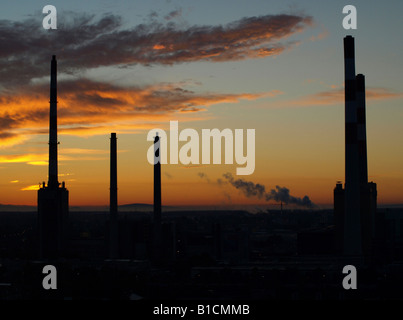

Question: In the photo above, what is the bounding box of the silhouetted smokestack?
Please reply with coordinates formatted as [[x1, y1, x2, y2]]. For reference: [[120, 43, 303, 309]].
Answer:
[[109, 132, 118, 258], [334, 182, 345, 255], [357, 74, 373, 255], [343, 35, 361, 255], [154, 133, 161, 224], [48, 55, 58, 189], [356, 74, 368, 185], [38, 55, 69, 259], [153, 133, 162, 262]]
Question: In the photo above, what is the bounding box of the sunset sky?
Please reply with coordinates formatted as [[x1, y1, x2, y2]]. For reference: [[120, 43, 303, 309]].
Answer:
[[0, 0, 402, 208]]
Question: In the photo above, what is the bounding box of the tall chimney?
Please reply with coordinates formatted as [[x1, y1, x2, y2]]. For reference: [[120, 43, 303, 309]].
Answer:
[[48, 55, 58, 189], [109, 133, 118, 258], [153, 133, 162, 262], [38, 55, 69, 259], [357, 74, 373, 255], [154, 133, 162, 224], [356, 74, 368, 185], [343, 35, 362, 255]]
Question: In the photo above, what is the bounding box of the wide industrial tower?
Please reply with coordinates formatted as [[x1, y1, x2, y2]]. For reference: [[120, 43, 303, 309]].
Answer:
[[38, 55, 69, 260], [334, 36, 377, 256], [343, 35, 362, 255]]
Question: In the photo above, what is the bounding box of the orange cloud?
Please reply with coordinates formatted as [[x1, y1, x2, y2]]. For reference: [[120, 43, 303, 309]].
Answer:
[[265, 90, 284, 97], [277, 87, 402, 108], [0, 79, 269, 146], [21, 185, 40, 191], [0, 134, 29, 149], [0, 154, 47, 164], [27, 161, 48, 166], [309, 28, 329, 42], [153, 44, 166, 50], [0, 11, 312, 152], [59, 173, 74, 177], [365, 88, 402, 100], [0, 150, 109, 166]]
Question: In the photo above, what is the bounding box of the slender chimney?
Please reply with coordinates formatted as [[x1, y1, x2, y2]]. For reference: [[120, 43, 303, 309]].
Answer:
[[343, 35, 362, 255], [109, 133, 118, 258], [357, 74, 373, 255], [154, 133, 161, 224], [356, 74, 368, 185], [38, 55, 69, 259], [110, 133, 118, 215], [153, 133, 162, 262], [48, 55, 58, 189]]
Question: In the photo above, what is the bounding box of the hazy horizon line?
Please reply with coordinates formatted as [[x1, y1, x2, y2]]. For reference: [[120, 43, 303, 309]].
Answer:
[[1, 202, 403, 212]]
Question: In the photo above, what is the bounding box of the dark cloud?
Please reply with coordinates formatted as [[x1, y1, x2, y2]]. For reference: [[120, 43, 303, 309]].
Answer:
[[197, 172, 313, 207], [0, 12, 312, 87], [164, 9, 182, 21], [197, 172, 211, 183], [0, 14, 123, 87], [0, 11, 312, 146], [0, 131, 17, 139], [223, 172, 266, 198], [198, 172, 232, 203], [223, 172, 315, 208], [150, 11, 159, 17]]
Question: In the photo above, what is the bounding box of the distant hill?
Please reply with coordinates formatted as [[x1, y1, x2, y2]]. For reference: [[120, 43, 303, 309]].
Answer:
[[118, 203, 153, 211], [70, 203, 156, 212], [0, 204, 36, 212], [0, 203, 163, 212], [1, 202, 402, 213], [119, 203, 153, 209], [119, 203, 176, 211]]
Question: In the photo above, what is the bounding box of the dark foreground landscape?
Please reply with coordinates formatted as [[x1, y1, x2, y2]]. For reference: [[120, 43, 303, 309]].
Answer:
[[1, 208, 403, 300]]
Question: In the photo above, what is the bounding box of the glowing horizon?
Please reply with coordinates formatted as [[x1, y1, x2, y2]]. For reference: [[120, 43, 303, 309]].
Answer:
[[1, 1, 403, 208]]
